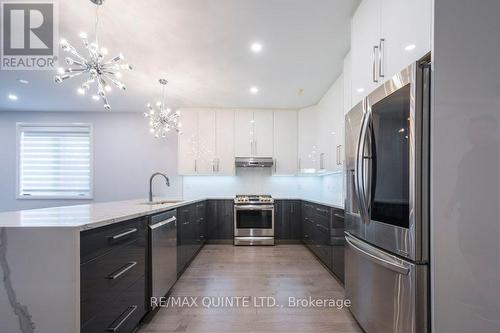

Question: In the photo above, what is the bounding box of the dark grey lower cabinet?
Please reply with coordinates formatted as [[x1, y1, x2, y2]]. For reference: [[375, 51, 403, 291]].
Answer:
[[177, 201, 207, 276], [207, 200, 234, 241], [300, 200, 345, 283], [275, 200, 301, 240], [331, 208, 345, 282], [80, 217, 147, 333]]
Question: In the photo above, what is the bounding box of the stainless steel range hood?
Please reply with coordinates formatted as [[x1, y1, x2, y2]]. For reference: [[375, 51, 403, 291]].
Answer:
[[235, 157, 274, 168]]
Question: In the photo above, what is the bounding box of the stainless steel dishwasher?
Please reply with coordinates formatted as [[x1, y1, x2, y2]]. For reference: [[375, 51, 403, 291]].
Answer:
[[149, 210, 177, 310]]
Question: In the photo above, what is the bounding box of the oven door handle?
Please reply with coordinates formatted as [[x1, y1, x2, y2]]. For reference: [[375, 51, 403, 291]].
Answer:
[[235, 205, 274, 210]]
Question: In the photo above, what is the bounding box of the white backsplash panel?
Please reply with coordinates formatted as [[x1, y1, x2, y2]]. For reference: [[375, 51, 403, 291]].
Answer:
[[182, 168, 344, 207]]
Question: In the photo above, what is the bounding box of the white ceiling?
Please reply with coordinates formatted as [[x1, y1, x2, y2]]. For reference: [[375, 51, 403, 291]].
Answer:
[[0, 0, 359, 112]]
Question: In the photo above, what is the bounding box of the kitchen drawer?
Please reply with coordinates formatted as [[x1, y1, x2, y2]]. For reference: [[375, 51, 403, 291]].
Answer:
[[82, 277, 146, 333], [316, 244, 333, 270], [81, 239, 146, 324], [81, 217, 147, 264], [331, 208, 345, 229], [302, 202, 315, 218]]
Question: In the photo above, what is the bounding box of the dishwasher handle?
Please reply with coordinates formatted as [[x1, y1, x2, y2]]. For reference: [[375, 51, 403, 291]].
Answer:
[[150, 216, 176, 230]]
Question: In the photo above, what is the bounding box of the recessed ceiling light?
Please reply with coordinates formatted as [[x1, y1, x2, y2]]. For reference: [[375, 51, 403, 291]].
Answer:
[[404, 44, 416, 51], [249, 86, 259, 94], [8, 94, 18, 101], [250, 42, 263, 53], [356, 88, 365, 93], [17, 79, 29, 84]]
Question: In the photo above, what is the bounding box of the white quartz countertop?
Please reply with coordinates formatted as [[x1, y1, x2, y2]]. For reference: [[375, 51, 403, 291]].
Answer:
[[0, 198, 206, 230], [0, 197, 343, 230]]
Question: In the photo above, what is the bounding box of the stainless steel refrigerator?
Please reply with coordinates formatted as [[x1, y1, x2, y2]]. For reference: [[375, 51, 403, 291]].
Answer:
[[344, 56, 431, 333]]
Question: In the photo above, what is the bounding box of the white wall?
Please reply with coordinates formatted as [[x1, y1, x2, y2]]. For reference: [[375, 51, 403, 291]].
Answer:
[[432, 0, 500, 331], [0, 111, 182, 212]]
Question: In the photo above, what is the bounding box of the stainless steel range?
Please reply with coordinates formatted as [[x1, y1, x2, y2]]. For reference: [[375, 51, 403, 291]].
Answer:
[[234, 195, 274, 246]]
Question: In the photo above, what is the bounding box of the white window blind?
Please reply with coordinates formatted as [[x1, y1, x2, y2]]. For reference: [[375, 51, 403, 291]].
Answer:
[[17, 124, 93, 199]]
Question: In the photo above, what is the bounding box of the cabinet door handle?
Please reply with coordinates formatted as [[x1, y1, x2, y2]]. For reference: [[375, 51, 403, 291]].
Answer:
[[378, 38, 385, 78], [107, 261, 137, 280], [108, 228, 137, 240], [372, 45, 379, 83], [274, 158, 277, 173], [320, 153, 325, 170], [194, 159, 197, 172], [212, 159, 216, 172], [106, 305, 138, 332], [298, 157, 302, 170]]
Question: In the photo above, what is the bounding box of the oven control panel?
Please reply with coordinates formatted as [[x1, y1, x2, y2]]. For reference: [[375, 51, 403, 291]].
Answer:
[[234, 195, 274, 204]]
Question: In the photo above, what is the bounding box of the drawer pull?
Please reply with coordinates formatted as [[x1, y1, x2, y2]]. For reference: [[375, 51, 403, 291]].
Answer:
[[106, 305, 138, 332], [107, 261, 137, 280], [316, 207, 329, 214], [316, 224, 330, 232], [109, 228, 137, 240]]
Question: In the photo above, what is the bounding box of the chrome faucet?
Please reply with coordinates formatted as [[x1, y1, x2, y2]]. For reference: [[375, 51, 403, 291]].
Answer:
[[149, 172, 170, 203]]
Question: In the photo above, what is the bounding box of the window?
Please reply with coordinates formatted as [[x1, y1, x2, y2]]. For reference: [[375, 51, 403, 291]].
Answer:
[[17, 123, 93, 199]]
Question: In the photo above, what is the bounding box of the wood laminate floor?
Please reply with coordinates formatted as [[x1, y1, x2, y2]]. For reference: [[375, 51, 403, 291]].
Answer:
[[139, 244, 362, 333]]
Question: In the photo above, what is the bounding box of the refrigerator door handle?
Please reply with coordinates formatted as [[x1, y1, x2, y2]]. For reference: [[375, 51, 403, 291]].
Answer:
[[345, 233, 410, 275], [356, 104, 371, 224]]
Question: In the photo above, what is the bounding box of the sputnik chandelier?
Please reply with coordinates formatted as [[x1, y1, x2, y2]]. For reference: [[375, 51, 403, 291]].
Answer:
[[54, 0, 132, 110], [144, 79, 182, 137]]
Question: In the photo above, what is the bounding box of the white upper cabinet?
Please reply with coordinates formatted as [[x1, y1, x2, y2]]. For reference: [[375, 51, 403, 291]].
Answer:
[[316, 74, 344, 174], [380, 0, 432, 80], [253, 111, 274, 157], [234, 110, 274, 157], [234, 110, 254, 157], [178, 109, 235, 176], [298, 106, 318, 173], [196, 110, 217, 174], [351, 0, 381, 106], [351, 0, 432, 104], [273, 111, 297, 175], [343, 51, 352, 114], [178, 109, 199, 175], [215, 109, 235, 175]]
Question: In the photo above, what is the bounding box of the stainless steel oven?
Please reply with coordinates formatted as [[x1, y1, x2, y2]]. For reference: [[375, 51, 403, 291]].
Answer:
[[234, 195, 274, 245], [345, 56, 431, 333]]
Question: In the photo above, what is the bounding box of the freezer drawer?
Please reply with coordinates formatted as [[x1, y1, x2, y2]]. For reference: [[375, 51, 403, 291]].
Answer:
[[345, 233, 428, 333]]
